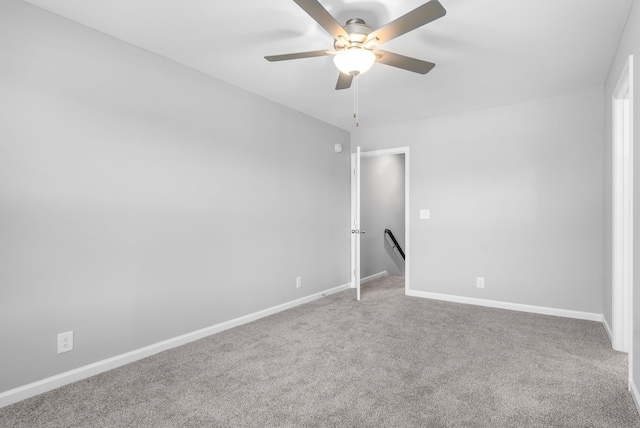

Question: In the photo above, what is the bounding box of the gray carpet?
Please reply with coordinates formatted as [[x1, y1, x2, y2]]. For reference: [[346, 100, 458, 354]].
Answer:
[[2, 275, 639, 427]]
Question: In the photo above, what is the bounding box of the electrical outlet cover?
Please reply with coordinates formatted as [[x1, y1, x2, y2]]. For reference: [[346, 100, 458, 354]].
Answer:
[[58, 331, 74, 354]]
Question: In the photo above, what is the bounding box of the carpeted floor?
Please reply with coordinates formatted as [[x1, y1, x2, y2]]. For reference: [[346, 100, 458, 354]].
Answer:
[[1, 275, 639, 427]]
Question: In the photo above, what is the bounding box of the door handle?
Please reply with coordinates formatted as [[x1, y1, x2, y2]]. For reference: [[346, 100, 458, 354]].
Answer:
[[351, 229, 360, 234]]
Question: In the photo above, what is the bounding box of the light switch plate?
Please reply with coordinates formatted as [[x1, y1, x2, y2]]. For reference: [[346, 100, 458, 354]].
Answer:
[[420, 209, 430, 220]]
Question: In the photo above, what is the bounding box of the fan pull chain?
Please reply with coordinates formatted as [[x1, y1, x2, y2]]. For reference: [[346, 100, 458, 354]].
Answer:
[[353, 74, 359, 128]]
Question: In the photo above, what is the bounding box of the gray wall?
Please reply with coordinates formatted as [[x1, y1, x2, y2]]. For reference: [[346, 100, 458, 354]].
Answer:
[[603, 0, 640, 392], [0, 0, 350, 393], [352, 87, 604, 314], [360, 154, 405, 278]]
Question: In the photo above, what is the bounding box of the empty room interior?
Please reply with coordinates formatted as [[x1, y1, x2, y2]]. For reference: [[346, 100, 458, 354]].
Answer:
[[2, 0, 640, 426]]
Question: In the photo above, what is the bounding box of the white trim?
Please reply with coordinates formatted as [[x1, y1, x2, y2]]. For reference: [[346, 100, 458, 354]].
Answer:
[[356, 146, 361, 300], [360, 271, 388, 284], [359, 147, 408, 158], [630, 52, 636, 402], [611, 55, 635, 392], [350, 152, 357, 290], [405, 149, 410, 297], [603, 315, 614, 344], [631, 379, 640, 413], [406, 290, 603, 322], [612, 54, 634, 354], [355, 147, 410, 295], [0, 282, 351, 409]]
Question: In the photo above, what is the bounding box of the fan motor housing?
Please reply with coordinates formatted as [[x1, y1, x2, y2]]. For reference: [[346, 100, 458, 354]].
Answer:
[[334, 18, 373, 49]]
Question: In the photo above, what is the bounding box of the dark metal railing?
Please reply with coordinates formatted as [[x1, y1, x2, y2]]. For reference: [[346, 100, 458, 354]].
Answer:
[[384, 229, 405, 261]]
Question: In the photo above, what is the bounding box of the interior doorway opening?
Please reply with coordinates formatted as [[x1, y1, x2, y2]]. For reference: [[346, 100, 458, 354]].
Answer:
[[351, 147, 410, 300], [360, 154, 405, 280]]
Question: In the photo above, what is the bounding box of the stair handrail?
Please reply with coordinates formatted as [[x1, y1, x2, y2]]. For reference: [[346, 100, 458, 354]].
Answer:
[[384, 229, 405, 260]]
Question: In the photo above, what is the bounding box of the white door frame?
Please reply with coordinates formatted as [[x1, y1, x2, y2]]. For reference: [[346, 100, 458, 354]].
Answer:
[[352, 147, 362, 300], [351, 147, 410, 295], [612, 55, 634, 379]]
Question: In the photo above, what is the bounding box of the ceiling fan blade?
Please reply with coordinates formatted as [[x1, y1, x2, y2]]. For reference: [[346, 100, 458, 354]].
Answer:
[[375, 50, 435, 74], [367, 0, 446, 45], [265, 50, 333, 61], [293, 0, 350, 41], [335, 72, 353, 90]]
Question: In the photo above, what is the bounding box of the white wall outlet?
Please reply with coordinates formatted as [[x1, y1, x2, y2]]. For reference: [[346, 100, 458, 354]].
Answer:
[[476, 277, 485, 289], [420, 209, 430, 220], [296, 276, 302, 288], [58, 331, 74, 354]]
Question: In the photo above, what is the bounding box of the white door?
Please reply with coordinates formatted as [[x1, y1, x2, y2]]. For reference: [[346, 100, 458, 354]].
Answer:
[[351, 146, 362, 300]]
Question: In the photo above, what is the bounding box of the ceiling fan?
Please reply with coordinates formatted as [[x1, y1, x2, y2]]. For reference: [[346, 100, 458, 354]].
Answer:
[[265, 0, 446, 90]]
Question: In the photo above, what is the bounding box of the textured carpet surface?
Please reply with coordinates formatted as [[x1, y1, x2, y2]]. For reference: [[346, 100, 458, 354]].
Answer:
[[2, 275, 639, 427]]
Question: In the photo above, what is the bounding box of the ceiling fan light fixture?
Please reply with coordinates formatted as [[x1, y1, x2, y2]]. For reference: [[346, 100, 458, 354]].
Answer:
[[333, 47, 375, 76]]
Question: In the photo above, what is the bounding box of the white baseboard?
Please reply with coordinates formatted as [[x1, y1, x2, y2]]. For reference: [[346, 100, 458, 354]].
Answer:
[[631, 379, 640, 416], [361, 271, 388, 284], [602, 315, 614, 344], [406, 289, 603, 322], [0, 282, 351, 409]]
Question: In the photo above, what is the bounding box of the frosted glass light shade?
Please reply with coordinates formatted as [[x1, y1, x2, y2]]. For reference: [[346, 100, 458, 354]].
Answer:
[[333, 48, 375, 76]]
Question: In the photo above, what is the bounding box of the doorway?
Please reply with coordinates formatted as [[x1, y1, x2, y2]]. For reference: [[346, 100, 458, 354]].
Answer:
[[351, 147, 410, 300]]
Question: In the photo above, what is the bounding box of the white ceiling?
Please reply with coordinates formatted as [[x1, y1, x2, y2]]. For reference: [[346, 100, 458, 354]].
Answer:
[[23, 0, 634, 131]]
